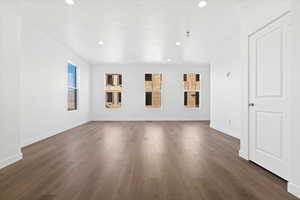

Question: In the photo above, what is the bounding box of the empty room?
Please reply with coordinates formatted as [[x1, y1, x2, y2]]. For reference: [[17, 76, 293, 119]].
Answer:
[[1, 0, 300, 199]]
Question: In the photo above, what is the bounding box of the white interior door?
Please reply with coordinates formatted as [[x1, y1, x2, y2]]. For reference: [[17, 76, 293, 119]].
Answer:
[[249, 14, 290, 180]]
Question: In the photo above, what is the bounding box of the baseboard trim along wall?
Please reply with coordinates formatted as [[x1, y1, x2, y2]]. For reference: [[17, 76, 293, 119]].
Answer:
[[21, 120, 208, 148], [21, 121, 89, 147], [288, 182, 300, 199], [0, 152, 23, 169], [210, 123, 249, 160], [90, 120, 211, 122]]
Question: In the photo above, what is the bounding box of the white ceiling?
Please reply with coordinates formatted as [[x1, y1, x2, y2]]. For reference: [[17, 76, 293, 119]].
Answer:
[[20, 0, 241, 65]]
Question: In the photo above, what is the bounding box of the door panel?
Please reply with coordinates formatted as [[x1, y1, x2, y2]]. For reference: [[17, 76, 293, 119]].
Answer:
[[257, 28, 283, 97], [256, 111, 283, 158], [249, 14, 290, 180]]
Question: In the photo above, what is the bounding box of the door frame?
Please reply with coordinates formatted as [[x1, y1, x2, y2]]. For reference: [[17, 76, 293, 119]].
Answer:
[[239, 11, 291, 181]]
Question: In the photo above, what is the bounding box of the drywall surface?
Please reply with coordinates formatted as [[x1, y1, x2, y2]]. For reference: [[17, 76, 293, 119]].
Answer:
[[20, 20, 91, 147], [0, 2, 23, 169], [91, 64, 210, 121], [210, 34, 242, 139]]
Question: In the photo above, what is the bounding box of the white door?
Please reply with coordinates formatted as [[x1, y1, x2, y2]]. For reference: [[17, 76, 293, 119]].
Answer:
[[249, 14, 290, 180]]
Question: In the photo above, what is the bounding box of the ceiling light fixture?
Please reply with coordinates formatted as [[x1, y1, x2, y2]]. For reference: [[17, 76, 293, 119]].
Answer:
[[176, 42, 181, 46], [98, 40, 104, 45], [65, 0, 75, 6], [198, 0, 207, 8]]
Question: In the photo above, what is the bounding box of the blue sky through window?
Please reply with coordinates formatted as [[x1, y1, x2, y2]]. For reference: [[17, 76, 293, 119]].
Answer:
[[68, 63, 77, 88]]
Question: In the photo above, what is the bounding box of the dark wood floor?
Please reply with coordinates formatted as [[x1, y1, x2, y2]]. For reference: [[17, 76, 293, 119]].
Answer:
[[0, 121, 298, 200]]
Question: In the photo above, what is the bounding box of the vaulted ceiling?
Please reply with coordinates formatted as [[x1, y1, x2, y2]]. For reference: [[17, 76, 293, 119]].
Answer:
[[20, 0, 241, 65]]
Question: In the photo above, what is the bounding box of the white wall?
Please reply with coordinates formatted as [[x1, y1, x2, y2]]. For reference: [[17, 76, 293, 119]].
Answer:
[[20, 20, 91, 147], [210, 34, 242, 139], [206, 2, 242, 139], [91, 64, 210, 121], [240, 0, 291, 34], [288, 0, 300, 198], [0, 1, 23, 168]]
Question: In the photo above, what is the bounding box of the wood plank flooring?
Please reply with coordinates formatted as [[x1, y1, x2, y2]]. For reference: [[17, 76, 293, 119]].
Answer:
[[0, 121, 298, 200]]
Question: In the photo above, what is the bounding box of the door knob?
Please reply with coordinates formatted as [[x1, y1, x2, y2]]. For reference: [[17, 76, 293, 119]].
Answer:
[[249, 103, 255, 107]]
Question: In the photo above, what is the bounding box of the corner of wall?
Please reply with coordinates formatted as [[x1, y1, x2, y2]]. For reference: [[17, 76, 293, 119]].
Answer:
[[210, 122, 240, 139], [0, 2, 23, 170], [288, 182, 300, 199], [238, 150, 249, 161], [0, 152, 23, 169], [21, 120, 89, 148], [88, 64, 93, 122]]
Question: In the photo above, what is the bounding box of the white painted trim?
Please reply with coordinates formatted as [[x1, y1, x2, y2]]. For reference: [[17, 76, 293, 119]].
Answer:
[[22, 119, 209, 148], [21, 121, 89, 147], [239, 18, 251, 161], [210, 123, 239, 139], [210, 124, 247, 160], [0, 152, 23, 169], [91, 120, 210, 122], [288, 182, 300, 199]]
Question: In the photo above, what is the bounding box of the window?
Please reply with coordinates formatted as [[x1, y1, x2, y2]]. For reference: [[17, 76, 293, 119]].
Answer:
[[184, 73, 200, 91], [184, 92, 200, 108], [105, 73, 122, 108], [106, 92, 113, 103], [183, 73, 200, 108], [145, 74, 152, 81], [118, 92, 122, 103], [196, 74, 200, 82], [195, 91, 200, 107], [145, 73, 162, 108], [145, 92, 152, 106], [105, 92, 121, 108], [68, 63, 78, 111], [106, 74, 122, 88], [106, 74, 113, 86], [118, 74, 122, 86]]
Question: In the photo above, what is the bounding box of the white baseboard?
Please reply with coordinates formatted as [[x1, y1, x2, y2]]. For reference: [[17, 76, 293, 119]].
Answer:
[[210, 123, 239, 139], [0, 152, 23, 169], [288, 182, 300, 199], [21, 120, 89, 147], [91, 119, 211, 122]]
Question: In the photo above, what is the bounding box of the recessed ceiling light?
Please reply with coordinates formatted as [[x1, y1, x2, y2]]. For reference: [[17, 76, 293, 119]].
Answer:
[[198, 1, 207, 8], [167, 58, 172, 62], [98, 40, 104, 45], [176, 42, 181, 46], [65, 0, 75, 6]]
